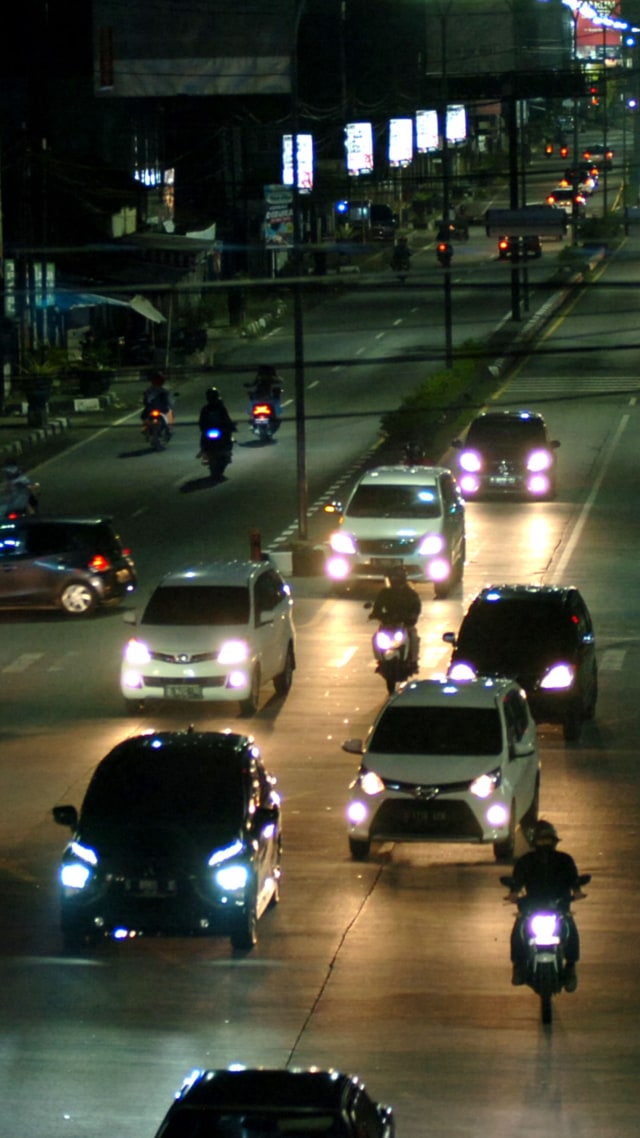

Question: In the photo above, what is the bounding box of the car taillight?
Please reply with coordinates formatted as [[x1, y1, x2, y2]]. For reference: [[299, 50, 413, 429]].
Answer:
[[88, 554, 111, 572]]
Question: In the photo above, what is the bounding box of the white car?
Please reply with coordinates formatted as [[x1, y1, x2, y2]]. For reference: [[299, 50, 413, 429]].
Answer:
[[120, 559, 296, 715], [343, 676, 540, 862], [324, 465, 466, 598]]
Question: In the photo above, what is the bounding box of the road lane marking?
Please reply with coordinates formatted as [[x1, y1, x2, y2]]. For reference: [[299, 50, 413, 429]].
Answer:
[[329, 647, 358, 668], [2, 653, 43, 673]]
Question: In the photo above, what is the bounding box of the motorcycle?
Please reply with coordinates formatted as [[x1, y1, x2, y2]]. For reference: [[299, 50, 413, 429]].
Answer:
[[249, 399, 279, 442], [200, 427, 234, 481], [143, 408, 173, 451], [437, 241, 453, 268], [501, 872, 591, 1026], [391, 248, 411, 281], [366, 606, 419, 695]]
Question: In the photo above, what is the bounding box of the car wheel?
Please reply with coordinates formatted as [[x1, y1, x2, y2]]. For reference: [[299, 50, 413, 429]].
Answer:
[[230, 899, 258, 951], [240, 664, 261, 717], [273, 643, 294, 697], [563, 703, 582, 743], [59, 582, 98, 616], [493, 805, 516, 861], [349, 836, 371, 861]]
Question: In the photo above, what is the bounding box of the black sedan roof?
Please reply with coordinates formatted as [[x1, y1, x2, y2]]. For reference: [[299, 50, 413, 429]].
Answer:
[[170, 1069, 364, 1112]]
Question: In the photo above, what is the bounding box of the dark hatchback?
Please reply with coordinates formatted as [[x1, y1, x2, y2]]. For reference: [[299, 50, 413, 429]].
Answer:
[[451, 409, 560, 500], [0, 515, 136, 616], [444, 584, 598, 742], [52, 729, 282, 952], [153, 1067, 395, 1138]]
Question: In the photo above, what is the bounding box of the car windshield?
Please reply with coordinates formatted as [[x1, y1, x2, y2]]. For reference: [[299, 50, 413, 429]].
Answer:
[[457, 599, 576, 667], [142, 585, 250, 626], [81, 746, 245, 827], [368, 706, 503, 755], [466, 419, 547, 450], [160, 1113, 347, 1138], [346, 484, 441, 519]]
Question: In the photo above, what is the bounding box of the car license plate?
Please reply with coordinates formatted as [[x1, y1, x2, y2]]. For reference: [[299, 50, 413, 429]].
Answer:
[[403, 808, 448, 828], [165, 684, 203, 700], [370, 558, 402, 570], [490, 476, 516, 486], [129, 878, 177, 897]]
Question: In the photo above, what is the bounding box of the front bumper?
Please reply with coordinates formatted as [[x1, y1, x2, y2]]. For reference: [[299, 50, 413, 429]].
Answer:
[[347, 788, 511, 846], [120, 660, 254, 703]]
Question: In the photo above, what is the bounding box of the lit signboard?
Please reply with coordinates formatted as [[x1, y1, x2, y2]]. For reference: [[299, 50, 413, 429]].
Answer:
[[388, 118, 413, 167], [345, 122, 374, 176], [447, 105, 467, 143], [282, 134, 314, 191], [416, 106, 467, 151]]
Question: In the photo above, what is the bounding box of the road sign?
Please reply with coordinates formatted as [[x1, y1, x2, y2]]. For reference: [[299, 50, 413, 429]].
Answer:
[[485, 206, 567, 237]]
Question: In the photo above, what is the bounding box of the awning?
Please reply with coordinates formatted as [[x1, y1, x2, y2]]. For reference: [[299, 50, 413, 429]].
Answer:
[[38, 290, 166, 323]]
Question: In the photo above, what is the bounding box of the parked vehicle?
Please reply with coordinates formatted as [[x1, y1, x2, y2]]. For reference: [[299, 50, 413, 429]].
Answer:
[[501, 872, 591, 1025]]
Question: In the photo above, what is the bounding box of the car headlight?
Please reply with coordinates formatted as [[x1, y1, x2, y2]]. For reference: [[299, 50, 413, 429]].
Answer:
[[540, 662, 575, 690], [329, 531, 357, 555], [124, 638, 151, 665], [208, 839, 244, 867], [359, 770, 386, 796], [459, 449, 481, 473], [527, 448, 552, 473], [449, 661, 477, 681], [214, 864, 249, 892], [469, 768, 502, 798], [418, 532, 445, 556], [218, 639, 250, 665], [60, 842, 98, 890]]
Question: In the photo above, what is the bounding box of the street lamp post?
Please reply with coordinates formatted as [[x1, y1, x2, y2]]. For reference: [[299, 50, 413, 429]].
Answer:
[[291, 0, 308, 542]]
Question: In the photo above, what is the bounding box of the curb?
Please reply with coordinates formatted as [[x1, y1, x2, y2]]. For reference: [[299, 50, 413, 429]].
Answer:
[[0, 416, 72, 465]]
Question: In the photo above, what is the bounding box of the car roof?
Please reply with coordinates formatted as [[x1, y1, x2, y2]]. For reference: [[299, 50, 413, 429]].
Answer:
[[155, 558, 279, 589], [471, 584, 576, 605], [384, 676, 520, 709], [469, 410, 545, 426], [356, 465, 449, 486], [1, 515, 114, 527], [170, 1068, 364, 1110], [97, 729, 256, 772]]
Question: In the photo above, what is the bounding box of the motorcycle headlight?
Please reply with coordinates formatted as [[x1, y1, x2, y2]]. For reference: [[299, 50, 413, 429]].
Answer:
[[359, 770, 386, 796], [330, 531, 357, 555], [124, 638, 151, 665], [218, 640, 250, 665], [529, 913, 561, 945], [540, 662, 575, 690], [469, 768, 502, 798], [448, 661, 477, 681], [418, 532, 445, 556], [459, 449, 481, 473], [375, 628, 406, 651], [527, 448, 552, 473]]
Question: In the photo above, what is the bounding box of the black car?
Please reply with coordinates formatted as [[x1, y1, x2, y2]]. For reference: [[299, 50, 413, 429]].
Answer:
[[497, 235, 542, 260], [153, 1067, 395, 1138], [451, 409, 560, 500], [444, 584, 598, 742], [0, 515, 136, 616], [52, 729, 282, 952]]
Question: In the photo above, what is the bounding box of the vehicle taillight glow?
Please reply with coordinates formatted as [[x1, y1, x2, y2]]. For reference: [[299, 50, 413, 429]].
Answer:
[[252, 404, 272, 416], [89, 554, 111, 572], [459, 449, 482, 473]]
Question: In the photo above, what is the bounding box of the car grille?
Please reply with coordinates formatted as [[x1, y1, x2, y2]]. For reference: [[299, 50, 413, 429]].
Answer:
[[357, 538, 419, 555], [383, 777, 472, 795], [372, 797, 483, 840], [150, 650, 218, 664], [141, 675, 226, 688]]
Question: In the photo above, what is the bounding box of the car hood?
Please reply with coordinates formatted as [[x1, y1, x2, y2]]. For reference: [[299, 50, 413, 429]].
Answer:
[[73, 819, 242, 867], [135, 623, 251, 652], [342, 515, 444, 539], [363, 751, 502, 785]]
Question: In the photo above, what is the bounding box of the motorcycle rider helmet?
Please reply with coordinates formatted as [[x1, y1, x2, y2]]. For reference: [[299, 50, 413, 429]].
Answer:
[[387, 565, 408, 587], [532, 820, 560, 847], [149, 370, 166, 387], [4, 460, 20, 479], [205, 387, 221, 404]]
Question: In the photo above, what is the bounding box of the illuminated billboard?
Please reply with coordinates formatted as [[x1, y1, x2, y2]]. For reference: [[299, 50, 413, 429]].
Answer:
[[282, 135, 314, 191], [345, 123, 374, 176], [388, 119, 413, 168], [416, 106, 467, 152]]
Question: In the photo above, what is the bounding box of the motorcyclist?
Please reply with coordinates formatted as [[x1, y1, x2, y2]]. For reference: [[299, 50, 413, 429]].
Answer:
[[391, 236, 411, 271], [506, 819, 586, 991], [2, 460, 39, 516], [246, 365, 283, 431], [369, 565, 421, 670], [141, 370, 174, 434], [198, 387, 236, 450]]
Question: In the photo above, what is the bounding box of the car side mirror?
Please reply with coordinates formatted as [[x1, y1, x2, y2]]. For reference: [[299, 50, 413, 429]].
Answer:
[[551, 439, 560, 449], [258, 609, 275, 625], [342, 738, 364, 755], [53, 804, 78, 829], [442, 631, 456, 645]]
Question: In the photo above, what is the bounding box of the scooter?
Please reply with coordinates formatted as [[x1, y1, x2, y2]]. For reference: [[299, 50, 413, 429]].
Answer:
[[501, 873, 591, 1026], [200, 427, 234, 481], [249, 400, 279, 442], [143, 408, 173, 451], [366, 605, 419, 695], [437, 241, 453, 268]]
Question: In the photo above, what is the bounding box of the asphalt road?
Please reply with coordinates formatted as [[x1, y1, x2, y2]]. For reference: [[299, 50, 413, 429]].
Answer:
[[1, 222, 640, 1138]]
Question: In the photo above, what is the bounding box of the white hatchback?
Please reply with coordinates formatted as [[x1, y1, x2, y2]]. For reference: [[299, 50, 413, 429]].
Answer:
[[120, 559, 295, 716], [344, 676, 540, 862], [325, 465, 466, 598]]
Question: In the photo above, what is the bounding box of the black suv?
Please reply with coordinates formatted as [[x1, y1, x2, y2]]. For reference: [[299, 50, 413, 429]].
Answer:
[[451, 409, 560, 500], [153, 1067, 395, 1138], [0, 516, 136, 616], [53, 729, 282, 952], [444, 584, 598, 742]]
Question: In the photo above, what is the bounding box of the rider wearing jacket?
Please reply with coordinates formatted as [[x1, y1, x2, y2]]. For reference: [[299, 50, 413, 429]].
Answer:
[[247, 365, 283, 430], [2, 460, 38, 516], [141, 371, 174, 431], [507, 819, 585, 991], [199, 387, 236, 447], [369, 565, 421, 669]]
